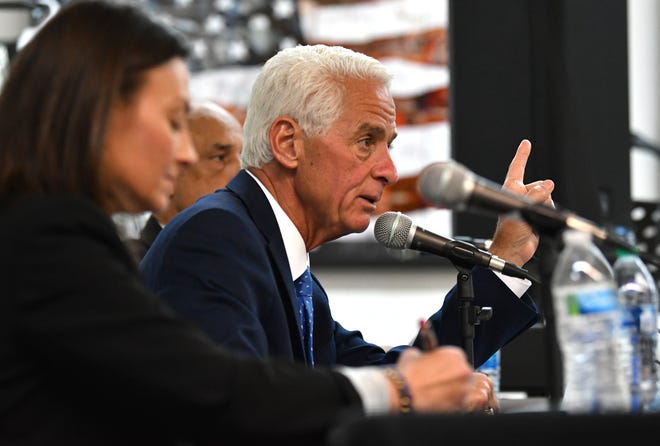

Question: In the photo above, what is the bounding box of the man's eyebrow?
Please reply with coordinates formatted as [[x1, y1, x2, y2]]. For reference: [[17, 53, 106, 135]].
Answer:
[[211, 144, 232, 151], [355, 123, 388, 138], [354, 123, 398, 147], [355, 122, 398, 143]]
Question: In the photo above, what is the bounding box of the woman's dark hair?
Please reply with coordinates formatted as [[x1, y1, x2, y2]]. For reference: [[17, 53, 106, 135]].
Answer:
[[0, 0, 189, 202]]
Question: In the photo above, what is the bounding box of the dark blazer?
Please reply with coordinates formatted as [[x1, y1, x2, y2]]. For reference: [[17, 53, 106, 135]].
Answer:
[[0, 195, 363, 446], [124, 214, 162, 263], [141, 171, 539, 368]]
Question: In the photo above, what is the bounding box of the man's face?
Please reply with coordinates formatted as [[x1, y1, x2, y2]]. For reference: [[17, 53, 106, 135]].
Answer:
[[167, 110, 243, 218], [296, 77, 398, 242]]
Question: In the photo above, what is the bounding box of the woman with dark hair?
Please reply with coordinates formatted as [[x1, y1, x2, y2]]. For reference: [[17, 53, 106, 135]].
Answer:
[[0, 1, 482, 445]]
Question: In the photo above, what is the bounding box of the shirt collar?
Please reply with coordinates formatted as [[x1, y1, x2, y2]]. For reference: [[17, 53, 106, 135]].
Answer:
[[245, 170, 309, 280]]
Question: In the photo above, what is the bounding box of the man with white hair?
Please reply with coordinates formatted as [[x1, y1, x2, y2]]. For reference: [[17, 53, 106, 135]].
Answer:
[[141, 44, 555, 413]]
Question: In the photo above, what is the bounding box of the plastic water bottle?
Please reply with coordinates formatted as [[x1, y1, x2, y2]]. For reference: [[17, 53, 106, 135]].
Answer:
[[613, 233, 659, 412], [550, 229, 630, 413], [477, 350, 501, 396]]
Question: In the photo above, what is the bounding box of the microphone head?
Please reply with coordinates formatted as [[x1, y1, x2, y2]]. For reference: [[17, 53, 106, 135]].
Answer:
[[374, 211, 413, 249], [418, 161, 475, 209]]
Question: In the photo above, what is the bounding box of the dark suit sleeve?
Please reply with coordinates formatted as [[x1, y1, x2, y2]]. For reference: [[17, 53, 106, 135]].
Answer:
[[411, 267, 539, 368], [311, 276, 395, 367], [5, 198, 363, 442], [313, 267, 538, 369]]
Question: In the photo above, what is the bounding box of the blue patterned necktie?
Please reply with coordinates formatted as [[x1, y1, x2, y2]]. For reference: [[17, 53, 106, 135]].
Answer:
[[294, 267, 314, 366]]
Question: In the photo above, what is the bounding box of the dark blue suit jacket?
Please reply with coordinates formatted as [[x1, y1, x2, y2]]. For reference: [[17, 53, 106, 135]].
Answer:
[[140, 170, 539, 368]]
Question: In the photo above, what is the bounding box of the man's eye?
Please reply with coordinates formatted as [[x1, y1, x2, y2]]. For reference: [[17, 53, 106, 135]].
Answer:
[[170, 119, 183, 131], [359, 137, 375, 149]]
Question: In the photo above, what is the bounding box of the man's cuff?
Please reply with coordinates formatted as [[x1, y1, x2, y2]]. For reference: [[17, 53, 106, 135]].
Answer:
[[336, 366, 391, 416], [493, 270, 531, 298]]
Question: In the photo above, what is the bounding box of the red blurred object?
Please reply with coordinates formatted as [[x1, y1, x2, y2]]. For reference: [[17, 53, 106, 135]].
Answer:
[[375, 173, 431, 215]]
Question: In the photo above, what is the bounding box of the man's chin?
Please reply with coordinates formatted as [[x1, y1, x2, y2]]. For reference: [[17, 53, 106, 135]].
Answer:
[[348, 218, 371, 235]]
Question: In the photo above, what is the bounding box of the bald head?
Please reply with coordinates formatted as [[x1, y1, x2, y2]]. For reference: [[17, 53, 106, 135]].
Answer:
[[154, 100, 243, 225]]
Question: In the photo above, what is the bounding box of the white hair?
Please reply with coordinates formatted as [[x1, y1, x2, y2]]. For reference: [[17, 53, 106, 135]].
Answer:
[[240, 44, 393, 168]]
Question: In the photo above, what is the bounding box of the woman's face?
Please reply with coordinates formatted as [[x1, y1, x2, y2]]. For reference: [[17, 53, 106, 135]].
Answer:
[[100, 57, 197, 214]]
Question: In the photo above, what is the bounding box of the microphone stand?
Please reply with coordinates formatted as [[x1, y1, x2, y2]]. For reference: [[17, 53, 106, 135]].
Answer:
[[535, 231, 564, 412], [453, 262, 492, 366], [512, 207, 564, 410]]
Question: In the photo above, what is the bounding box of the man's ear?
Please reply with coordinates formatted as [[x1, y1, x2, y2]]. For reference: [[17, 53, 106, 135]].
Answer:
[[269, 117, 303, 169]]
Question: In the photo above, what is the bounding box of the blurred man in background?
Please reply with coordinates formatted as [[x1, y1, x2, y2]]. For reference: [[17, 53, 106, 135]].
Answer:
[[126, 99, 243, 261]]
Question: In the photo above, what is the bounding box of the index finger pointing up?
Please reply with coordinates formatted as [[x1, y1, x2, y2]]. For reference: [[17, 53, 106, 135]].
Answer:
[[504, 139, 532, 183]]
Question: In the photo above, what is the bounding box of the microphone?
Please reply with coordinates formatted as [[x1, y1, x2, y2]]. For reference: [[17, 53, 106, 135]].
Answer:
[[418, 160, 575, 229], [374, 211, 534, 281], [417, 160, 660, 268]]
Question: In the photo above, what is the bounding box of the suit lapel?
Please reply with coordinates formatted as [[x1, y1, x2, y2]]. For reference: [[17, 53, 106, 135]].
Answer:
[[140, 215, 162, 247], [227, 171, 310, 364]]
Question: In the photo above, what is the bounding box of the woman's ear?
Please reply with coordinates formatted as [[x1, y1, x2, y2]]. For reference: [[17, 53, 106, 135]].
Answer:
[[269, 117, 303, 169]]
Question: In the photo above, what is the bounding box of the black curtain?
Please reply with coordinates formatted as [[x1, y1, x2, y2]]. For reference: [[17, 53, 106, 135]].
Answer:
[[448, 0, 631, 238]]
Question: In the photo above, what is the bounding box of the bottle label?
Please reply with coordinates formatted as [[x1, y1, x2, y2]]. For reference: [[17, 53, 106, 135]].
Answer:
[[479, 350, 500, 370], [567, 288, 618, 315], [477, 350, 501, 394]]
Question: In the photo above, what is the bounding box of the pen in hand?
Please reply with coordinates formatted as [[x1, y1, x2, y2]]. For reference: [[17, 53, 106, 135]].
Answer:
[[419, 319, 438, 351]]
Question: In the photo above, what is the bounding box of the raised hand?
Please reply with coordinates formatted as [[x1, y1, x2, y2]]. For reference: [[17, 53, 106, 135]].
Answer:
[[488, 139, 555, 267]]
